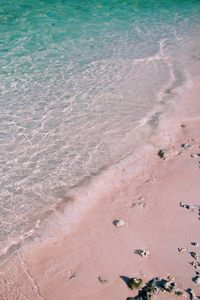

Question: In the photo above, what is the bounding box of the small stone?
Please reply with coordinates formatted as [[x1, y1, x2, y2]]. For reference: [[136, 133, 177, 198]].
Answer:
[[191, 242, 200, 247], [135, 249, 150, 258], [193, 275, 200, 285], [181, 143, 191, 149], [180, 124, 186, 128], [178, 248, 187, 253], [158, 149, 169, 160], [98, 276, 107, 284], [128, 277, 143, 290], [180, 202, 190, 209], [190, 252, 199, 260], [180, 203, 200, 212], [191, 153, 200, 158], [190, 261, 200, 270], [113, 219, 127, 227]]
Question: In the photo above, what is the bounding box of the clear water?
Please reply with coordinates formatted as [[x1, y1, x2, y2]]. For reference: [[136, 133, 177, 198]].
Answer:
[[0, 0, 200, 257]]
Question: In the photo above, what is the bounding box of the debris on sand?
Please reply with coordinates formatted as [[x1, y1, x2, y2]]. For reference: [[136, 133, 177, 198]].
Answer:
[[190, 261, 200, 270], [178, 247, 187, 253], [113, 219, 127, 228], [127, 277, 143, 290], [98, 276, 108, 284], [190, 252, 199, 260], [126, 277, 184, 300], [157, 149, 169, 160], [135, 249, 150, 258], [191, 153, 200, 158], [178, 142, 192, 155], [180, 202, 192, 209], [181, 143, 191, 149], [192, 274, 200, 285], [180, 202, 200, 219], [191, 242, 200, 247]]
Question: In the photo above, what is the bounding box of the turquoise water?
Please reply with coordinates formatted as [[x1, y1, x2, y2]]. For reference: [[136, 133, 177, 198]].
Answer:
[[0, 0, 200, 259]]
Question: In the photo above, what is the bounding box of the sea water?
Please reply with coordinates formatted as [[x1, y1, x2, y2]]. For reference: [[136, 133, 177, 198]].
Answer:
[[0, 0, 200, 260]]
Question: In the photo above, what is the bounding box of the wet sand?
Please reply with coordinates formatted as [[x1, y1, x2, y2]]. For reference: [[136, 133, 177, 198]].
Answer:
[[1, 70, 200, 299]]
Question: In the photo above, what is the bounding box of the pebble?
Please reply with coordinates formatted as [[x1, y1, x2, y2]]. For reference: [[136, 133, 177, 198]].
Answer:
[[180, 202, 190, 209], [180, 202, 199, 211], [135, 249, 150, 258], [181, 143, 191, 149], [191, 242, 200, 247], [191, 153, 200, 158], [190, 252, 199, 260], [178, 247, 187, 253], [113, 219, 127, 227], [190, 261, 200, 270], [157, 149, 169, 160], [193, 275, 200, 285]]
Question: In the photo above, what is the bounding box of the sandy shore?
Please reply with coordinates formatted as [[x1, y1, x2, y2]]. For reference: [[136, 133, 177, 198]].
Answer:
[[1, 68, 200, 300]]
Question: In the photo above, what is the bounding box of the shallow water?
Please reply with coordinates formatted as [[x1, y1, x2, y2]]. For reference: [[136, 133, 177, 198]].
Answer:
[[0, 0, 200, 258]]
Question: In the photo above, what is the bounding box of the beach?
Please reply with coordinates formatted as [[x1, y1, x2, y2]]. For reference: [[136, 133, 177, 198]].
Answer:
[[1, 65, 200, 299], [1, 1, 200, 299]]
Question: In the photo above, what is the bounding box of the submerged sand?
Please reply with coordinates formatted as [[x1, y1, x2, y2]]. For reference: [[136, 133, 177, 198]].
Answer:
[[1, 68, 200, 299]]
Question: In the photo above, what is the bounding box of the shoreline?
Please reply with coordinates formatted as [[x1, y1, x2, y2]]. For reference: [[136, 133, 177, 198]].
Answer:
[[0, 59, 188, 265], [1, 68, 200, 299]]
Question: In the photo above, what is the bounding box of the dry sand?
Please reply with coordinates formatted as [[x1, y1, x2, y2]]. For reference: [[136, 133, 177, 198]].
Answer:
[[1, 69, 200, 300]]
